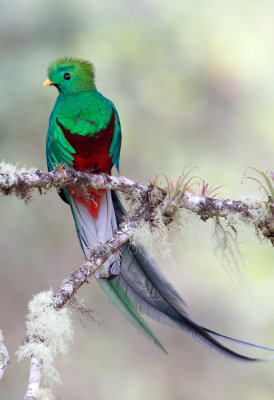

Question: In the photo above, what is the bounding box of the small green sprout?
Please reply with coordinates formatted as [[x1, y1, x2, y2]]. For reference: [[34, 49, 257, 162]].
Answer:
[[244, 168, 274, 244], [244, 167, 274, 201], [160, 166, 198, 218], [148, 166, 197, 221]]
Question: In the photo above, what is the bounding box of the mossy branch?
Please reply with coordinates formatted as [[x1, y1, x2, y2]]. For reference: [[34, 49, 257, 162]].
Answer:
[[0, 162, 271, 242]]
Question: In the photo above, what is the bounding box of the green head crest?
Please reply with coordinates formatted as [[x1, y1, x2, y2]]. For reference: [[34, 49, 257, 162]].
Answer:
[[44, 57, 96, 95]]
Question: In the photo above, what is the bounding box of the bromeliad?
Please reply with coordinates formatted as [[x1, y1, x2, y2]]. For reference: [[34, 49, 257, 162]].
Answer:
[[45, 57, 272, 360]]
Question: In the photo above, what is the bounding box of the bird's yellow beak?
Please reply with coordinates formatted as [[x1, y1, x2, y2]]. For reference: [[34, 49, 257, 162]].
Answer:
[[43, 79, 54, 87]]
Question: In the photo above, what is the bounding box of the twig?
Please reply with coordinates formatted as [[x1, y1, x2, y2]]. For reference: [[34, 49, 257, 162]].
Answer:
[[0, 165, 148, 199], [24, 354, 43, 400], [0, 330, 10, 380], [53, 207, 145, 309], [0, 164, 265, 224], [181, 192, 261, 220]]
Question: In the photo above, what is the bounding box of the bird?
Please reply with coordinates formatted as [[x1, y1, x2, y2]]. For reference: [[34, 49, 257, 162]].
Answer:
[[44, 57, 272, 361]]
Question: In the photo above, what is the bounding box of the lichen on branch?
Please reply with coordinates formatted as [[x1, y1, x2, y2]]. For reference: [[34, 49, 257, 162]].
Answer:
[[0, 161, 270, 236], [17, 290, 74, 399]]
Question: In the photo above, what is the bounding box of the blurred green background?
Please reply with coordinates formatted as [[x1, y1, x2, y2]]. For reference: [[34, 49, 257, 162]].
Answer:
[[0, 0, 274, 399]]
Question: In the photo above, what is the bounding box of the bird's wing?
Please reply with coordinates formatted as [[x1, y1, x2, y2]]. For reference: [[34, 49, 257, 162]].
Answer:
[[46, 110, 75, 172], [108, 102, 122, 171], [46, 110, 76, 203]]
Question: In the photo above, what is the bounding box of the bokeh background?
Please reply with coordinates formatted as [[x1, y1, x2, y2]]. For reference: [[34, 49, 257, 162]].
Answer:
[[0, 1, 274, 399]]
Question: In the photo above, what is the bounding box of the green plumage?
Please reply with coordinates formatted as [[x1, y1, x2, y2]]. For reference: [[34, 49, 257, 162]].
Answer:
[[48, 57, 96, 94]]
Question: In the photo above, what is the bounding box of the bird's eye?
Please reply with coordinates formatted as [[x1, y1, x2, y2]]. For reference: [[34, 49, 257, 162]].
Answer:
[[64, 73, 71, 80]]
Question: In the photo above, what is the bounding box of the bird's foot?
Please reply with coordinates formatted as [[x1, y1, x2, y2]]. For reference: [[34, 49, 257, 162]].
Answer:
[[95, 254, 121, 279]]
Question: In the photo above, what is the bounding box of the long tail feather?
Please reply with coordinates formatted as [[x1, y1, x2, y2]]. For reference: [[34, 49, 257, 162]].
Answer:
[[98, 278, 167, 354], [203, 328, 274, 351], [114, 245, 258, 361], [109, 191, 274, 360]]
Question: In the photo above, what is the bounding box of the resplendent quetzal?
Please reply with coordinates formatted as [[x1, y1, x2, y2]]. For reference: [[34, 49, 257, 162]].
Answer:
[[44, 57, 271, 360]]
